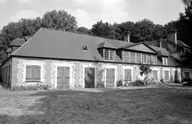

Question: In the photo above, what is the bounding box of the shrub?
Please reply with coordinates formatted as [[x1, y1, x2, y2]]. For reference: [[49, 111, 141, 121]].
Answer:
[[12, 84, 50, 91], [96, 81, 105, 88], [123, 81, 130, 86], [116, 79, 123, 87], [128, 80, 145, 87]]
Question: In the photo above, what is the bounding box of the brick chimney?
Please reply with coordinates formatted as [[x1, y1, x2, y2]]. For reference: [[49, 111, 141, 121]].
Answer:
[[124, 31, 131, 42]]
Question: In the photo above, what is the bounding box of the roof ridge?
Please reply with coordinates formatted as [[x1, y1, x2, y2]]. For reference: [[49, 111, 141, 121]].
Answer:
[[41, 28, 134, 44]]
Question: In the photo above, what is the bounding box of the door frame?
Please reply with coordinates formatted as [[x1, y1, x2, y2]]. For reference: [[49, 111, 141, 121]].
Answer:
[[105, 65, 116, 87], [83, 66, 96, 88], [55, 63, 73, 89]]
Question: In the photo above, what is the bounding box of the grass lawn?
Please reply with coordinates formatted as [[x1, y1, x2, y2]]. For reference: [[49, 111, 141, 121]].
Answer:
[[0, 86, 192, 124]]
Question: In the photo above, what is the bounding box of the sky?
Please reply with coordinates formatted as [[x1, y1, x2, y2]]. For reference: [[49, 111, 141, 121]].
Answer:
[[0, 0, 185, 30]]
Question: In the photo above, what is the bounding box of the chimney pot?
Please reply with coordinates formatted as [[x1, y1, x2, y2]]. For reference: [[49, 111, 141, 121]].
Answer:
[[124, 31, 131, 42]]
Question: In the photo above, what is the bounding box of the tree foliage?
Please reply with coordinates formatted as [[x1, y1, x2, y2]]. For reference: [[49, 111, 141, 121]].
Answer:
[[0, 10, 78, 63], [42, 10, 77, 31], [77, 27, 92, 35], [91, 20, 116, 39]]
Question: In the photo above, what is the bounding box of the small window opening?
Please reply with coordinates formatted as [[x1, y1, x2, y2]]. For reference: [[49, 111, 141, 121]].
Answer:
[[82, 45, 88, 50]]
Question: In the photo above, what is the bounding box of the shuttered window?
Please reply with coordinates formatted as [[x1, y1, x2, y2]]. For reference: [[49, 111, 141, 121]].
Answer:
[[142, 54, 146, 64], [106, 68, 115, 87], [136, 53, 142, 63], [124, 69, 132, 81], [26, 65, 41, 82], [130, 52, 135, 63], [152, 70, 158, 80], [123, 51, 130, 62], [151, 55, 157, 65], [164, 70, 169, 80]]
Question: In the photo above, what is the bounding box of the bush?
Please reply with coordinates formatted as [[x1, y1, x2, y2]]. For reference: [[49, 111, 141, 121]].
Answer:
[[128, 80, 145, 87], [116, 79, 123, 87], [96, 81, 105, 88], [12, 84, 50, 91]]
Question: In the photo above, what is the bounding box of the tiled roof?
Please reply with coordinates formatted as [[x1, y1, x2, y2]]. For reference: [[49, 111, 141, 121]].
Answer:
[[11, 28, 174, 65], [150, 46, 169, 56], [98, 41, 116, 49], [12, 28, 131, 62]]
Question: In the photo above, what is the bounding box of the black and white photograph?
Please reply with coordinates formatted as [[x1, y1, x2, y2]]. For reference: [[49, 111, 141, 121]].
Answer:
[[0, 0, 192, 123]]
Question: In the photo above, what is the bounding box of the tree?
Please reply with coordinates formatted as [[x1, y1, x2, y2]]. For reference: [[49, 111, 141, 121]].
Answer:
[[134, 19, 156, 42], [42, 10, 77, 32], [114, 21, 135, 41], [0, 10, 78, 64], [91, 20, 116, 39], [77, 27, 92, 35]]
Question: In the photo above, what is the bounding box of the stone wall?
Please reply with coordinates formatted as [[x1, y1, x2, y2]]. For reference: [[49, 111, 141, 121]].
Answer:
[[11, 57, 182, 90]]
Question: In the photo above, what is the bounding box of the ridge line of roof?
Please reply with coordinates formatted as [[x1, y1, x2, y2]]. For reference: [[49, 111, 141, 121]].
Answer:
[[42, 28, 131, 43]]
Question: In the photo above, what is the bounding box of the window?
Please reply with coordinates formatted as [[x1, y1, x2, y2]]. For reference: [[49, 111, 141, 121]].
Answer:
[[123, 51, 130, 62], [151, 55, 157, 65], [110, 50, 114, 60], [106, 68, 115, 87], [26, 65, 41, 82], [136, 53, 142, 63], [146, 54, 150, 64], [124, 69, 132, 81], [164, 70, 169, 80], [184, 72, 190, 79], [162, 57, 168, 65], [82, 45, 88, 50], [130, 52, 135, 63], [152, 70, 158, 80], [142, 54, 146, 64], [104, 49, 114, 61]]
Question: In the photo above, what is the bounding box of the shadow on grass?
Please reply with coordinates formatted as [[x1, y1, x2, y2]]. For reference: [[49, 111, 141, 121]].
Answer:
[[0, 87, 192, 124]]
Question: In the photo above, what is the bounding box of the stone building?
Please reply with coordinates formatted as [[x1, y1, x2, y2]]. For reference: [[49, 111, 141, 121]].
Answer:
[[1, 28, 182, 90]]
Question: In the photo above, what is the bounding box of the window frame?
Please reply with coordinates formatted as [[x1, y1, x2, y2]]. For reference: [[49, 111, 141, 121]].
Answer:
[[152, 69, 158, 81], [103, 49, 115, 61], [123, 51, 130, 63], [105, 65, 116, 87], [25, 65, 41, 82], [164, 70, 170, 81], [162, 57, 168, 65], [123, 66, 133, 83], [130, 52, 135, 63], [123, 68, 133, 81]]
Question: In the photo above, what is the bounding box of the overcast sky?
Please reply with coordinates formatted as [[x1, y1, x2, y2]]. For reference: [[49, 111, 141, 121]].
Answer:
[[0, 0, 185, 30]]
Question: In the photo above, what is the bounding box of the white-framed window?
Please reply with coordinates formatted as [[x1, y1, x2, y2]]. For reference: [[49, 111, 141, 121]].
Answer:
[[162, 57, 168, 65], [25, 65, 41, 82], [104, 49, 115, 61]]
